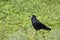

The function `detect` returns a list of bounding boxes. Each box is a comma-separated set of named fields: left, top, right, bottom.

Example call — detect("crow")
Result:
left=31, top=15, right=51, bottom=31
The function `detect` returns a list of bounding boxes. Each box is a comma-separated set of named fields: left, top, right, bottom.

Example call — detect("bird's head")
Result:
left=31, top=15, right=36, bottom=20
left=31, top=15, right=37, bottom=23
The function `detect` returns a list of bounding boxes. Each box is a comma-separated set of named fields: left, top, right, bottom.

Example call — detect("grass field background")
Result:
left=0, top=0, right=60, bottom=40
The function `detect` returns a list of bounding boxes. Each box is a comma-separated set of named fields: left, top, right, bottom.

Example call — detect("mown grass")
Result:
left=0, top=0, right=60, bottom=40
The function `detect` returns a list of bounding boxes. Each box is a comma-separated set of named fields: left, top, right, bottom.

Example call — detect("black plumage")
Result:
left=31, top=15, right=51, bottom=31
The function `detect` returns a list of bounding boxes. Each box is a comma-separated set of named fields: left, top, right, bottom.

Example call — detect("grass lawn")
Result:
left=0, top=0, right=60, bottom=40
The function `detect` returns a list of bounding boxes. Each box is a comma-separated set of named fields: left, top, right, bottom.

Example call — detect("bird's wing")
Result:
left=35, top=21, right=51, bottom=30
left=33, top=21, right=42, bottom=29
left=34, top=21, right=47, bottom=28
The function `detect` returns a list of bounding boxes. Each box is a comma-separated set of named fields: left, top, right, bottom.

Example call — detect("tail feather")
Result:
left=44, top=27, right=51, bottom=30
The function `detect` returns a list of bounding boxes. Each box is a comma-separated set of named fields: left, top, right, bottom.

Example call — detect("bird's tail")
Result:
left=44, top=27, right=51, bottom=30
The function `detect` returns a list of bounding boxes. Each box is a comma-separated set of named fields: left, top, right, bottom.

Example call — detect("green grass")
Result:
left=0, top=0, right=60, bottom=40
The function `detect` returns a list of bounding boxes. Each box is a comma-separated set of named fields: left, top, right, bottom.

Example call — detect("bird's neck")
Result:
left=32, top=18, right=38, bottom=23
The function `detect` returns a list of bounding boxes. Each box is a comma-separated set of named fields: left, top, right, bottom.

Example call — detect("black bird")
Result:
left=31, top=15, right=51, bottom=31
